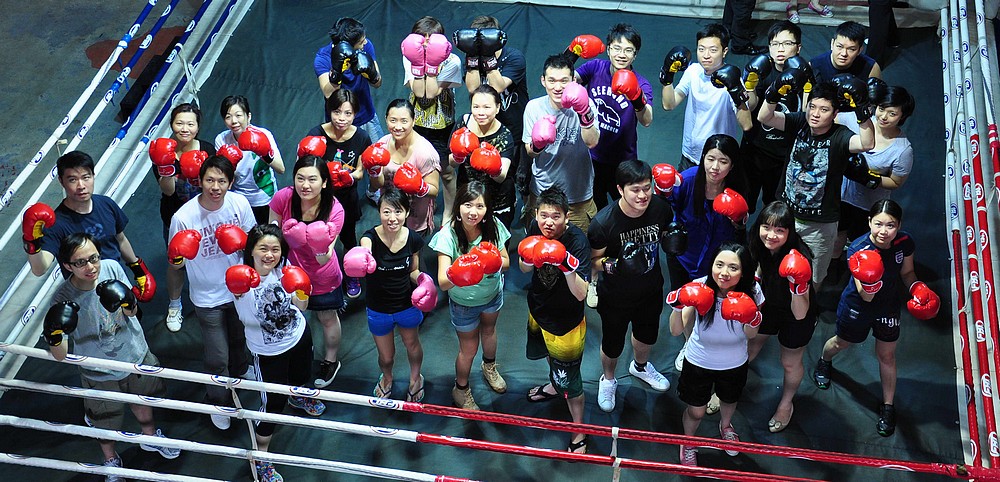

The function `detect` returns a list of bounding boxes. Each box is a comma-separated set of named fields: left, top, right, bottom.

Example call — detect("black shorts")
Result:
left=835, top=299, right=900, bottom=343
left=597, top=292, right=664, bottom=358
left=678, top=360, right=749, bottom=406
left=757, top=310, right=817, bottom=349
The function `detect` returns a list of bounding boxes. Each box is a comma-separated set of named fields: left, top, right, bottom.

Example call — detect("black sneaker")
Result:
left=345, top=277, right=362, bottom=299
left=877, top=403, right=896, bottom=436
left=314, top=360, right=341, bottom=388
left=813, top=358, right=832, bottom=389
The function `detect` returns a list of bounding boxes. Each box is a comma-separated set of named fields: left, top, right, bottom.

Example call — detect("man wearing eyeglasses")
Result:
left=574, top=23, right=654, bottom=213
left=45, top=232, right=179, bottom=476
left=24, top=151, right=156, bottom=304
left=742, top=21, right=804, bottom=213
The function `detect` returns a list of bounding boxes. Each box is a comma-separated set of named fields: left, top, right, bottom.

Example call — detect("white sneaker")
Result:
left=242, top=365, right=258, bottom=381
left=586, top=280, right=599, bottom=308
left=720, top=422, right=740, bottom=456
left=210, top=413, right=231, bottom=430
left=165, top=306, right=183, bottom=332
left=597, top=375, right=617, bottom=412
left=629, top=361, right=670, bottom=392
left=139, top=428, right=181, bottom=459
left=103, top=453, right=124, bottom=482
left=674, top=341, right=688, bottom=372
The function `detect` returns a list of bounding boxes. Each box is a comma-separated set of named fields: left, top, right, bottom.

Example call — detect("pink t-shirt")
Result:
left=269, top=187, right=345, bottom=294
left=377, top=134, right=441, bottom=233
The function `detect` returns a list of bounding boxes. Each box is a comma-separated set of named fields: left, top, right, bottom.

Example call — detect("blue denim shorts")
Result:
left=366, top=306, right=424, bottom=337
left=449, top=290, right=503, bottom=333
left=308, top=288, right=346, bottom=312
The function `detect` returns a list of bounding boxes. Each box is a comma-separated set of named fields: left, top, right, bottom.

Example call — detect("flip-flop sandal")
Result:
left=526, top=384, right=560, bottom=402
left=373, top=374, right=392, bottom=399
left=406, top=375, right=425, bottom=403
left=568, top=436, right=589, bottom=454
left=768, top=406, right=795, bottom=433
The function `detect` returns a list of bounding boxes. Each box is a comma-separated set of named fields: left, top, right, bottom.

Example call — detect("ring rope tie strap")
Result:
left=611, top=426, right=622, bottom=482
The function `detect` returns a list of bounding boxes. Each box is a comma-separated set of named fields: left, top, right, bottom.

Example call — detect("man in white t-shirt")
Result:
left=168, top=155, right=257, bottom=430
left=661, top=23, right=751, bottom=171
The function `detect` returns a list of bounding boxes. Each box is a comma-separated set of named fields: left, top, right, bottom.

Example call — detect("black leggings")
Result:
left=592, top=161, right=622, bottom=211
left=253, top=329, right=313, bottom=437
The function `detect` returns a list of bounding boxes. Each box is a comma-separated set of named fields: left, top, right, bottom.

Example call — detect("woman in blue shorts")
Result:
left=813, top=199, right=940, bottom=437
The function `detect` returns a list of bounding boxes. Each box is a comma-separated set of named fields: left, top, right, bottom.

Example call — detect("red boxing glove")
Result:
left=517, top=235, right=544, bottom=266
left=168, top=229, right=202, bottom=265
left=411, top=272, right=438, bottom=312
left=225, top=265, right=260, bottom=295
left=611, top=69, right=647, bottom=111
left=652, top=163, right=680, bottom=196
left=666, top=281, right=714, bottom=316
left=401, top=33, right=427, bottom=77
left=238, top=127, right=274, bottom=159
left=215, top=224, right=247, bottom=255
left=470, top=142, right=502, bottom=177
left=532, top=238, right=579, bottom=273
left=721, top=291, right=763, bottom=327
left=127, top=258, right=157, bottom=303
left=447, top=253, right=486, bottom=287
left=327, top=161, right=355, bottom=189
left=281, top=265, right=312, bottom=301
left=449, top=127, right=480, bottom=164
left=713, top=188, right=749, bottom=225
left=566, top=34, right=605, bottom=61
left=530, top=115, right=557, bottom=152
left=180, top=150, right=208, bottom=180
left=394, top=162, right=430, bottom=197
left=779, top=249, right=812, bottom=295
left=149, top=138, right=178, bottom=177
left=561, top=82, right=595, bottom=128
left=849, top=249, right=885, bottom=294
left=424, top=33, right=452, bottom=76
left=907, top=281, right=940, bottom=320
left=361, top=143, right=391, bottom=176
left=217, top=144, right=243, bottom=168
left=22, top=202, right=56, bottom=255
left=297, top=136, right=327, bottom=158
left=470, top=241, right=503, bottom=274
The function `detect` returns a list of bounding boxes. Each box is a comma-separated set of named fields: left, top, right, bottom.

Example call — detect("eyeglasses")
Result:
left=68, top=254, right=100, bottom=268
left=608, top=45, right=637, bottom=56
left=769, top=41, right=799, bottom=49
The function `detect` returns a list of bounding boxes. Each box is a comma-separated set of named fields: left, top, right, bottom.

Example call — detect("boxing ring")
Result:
left=0, top=0, right=999, bottom=479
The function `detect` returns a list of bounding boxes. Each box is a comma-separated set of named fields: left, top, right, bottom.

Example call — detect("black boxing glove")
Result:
left=711, top=64, right=748, bottom=107
left=660, top=46, right=691, bottom=86
left=743, top=54, right=773, bottom=90
left=43, top=301, right=79, bottom=347
left=844, top=153, right=882, bottom=189
left=660, top=222, right=688, bottom=255
left=602, top=242, right=650, bottom=277
left=96, top=279, right=138, bottom=313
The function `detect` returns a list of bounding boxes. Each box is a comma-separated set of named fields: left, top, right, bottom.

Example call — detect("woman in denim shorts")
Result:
left=429, top=181, right=511, bottom=410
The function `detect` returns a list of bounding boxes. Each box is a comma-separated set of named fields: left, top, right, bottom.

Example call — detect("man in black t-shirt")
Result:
left=588, top=161, right=673, bottom=412
left=518, top=187, right=591, bottom=453
left=742, top=21, right=803, bottom=214
left=758, top=81, right=873, bottom=288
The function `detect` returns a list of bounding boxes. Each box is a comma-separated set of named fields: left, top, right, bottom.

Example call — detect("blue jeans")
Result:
left=449, top=291, right=503, bottom=333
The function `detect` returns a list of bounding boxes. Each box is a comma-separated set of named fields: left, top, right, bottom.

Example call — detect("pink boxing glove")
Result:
left=530, top=115, right=557, bottom=152
left=411, top=272, right=438, bottom=312
left=424, top=33, right=452, bottom=76
left=343, top=246, right=377, bottom=278
left=282, top=219, right=308, bottom=249
left=401, top=33, right=427, bottom=77
left=560, top=82, right=595, bottom=128
left=305, top=221, right=339, bottom=257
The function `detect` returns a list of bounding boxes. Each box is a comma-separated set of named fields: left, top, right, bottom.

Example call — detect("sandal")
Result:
left=568, top=435, right=589, bottom=454
left=786, top=3, right=800, bottom=24
left=526, top=384, right=560, bottom=403
left=768, top=406, right=794, bottom=433
left=807, top=1, right=833, bottom=17
left=706, top=392, right=721, bottom=415
left=373, top=374, right=392, bottom=399
left=406, top=375, right=425, bottom=403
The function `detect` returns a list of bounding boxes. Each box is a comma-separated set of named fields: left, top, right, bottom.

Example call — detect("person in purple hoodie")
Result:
left=574, top=23, right=654, bottom=212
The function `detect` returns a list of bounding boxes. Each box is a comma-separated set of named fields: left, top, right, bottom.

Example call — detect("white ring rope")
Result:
left=0, top=415, right=458, bottom=482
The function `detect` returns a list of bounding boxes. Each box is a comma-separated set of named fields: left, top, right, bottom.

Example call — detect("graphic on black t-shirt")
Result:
left=254, top=284, right=297, bottom=345
left=785, top=136, right=831, bottom=214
